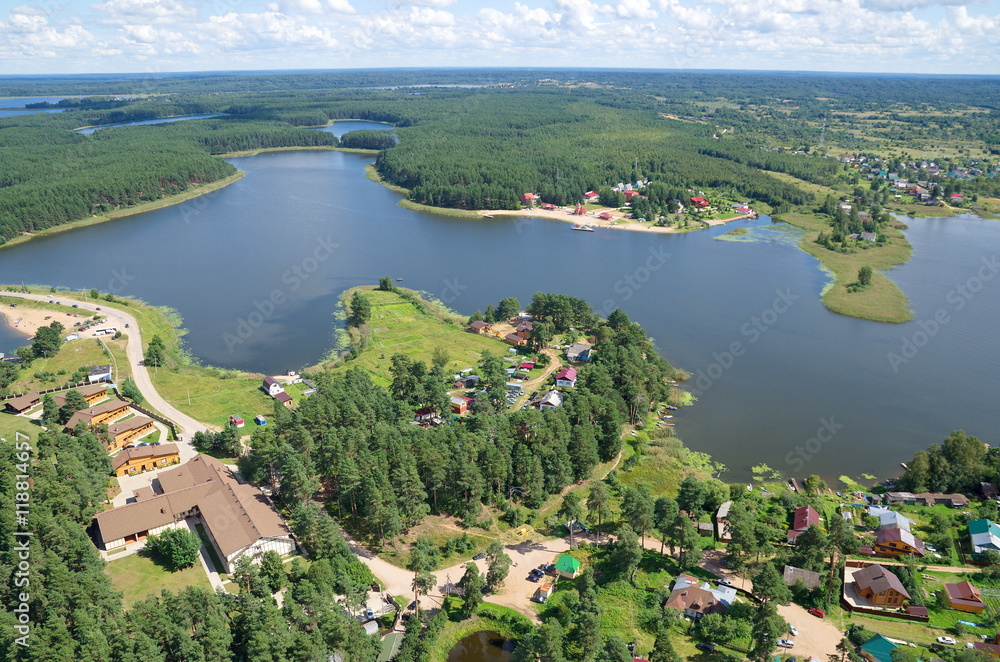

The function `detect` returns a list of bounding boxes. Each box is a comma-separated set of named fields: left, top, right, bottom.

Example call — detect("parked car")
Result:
left=789, top=626, right=798, bottom=636
left=527, top=574, right=540, bottom=583
left=937, top=637, right=957, bottom=645
left=472, top=553, right=486, bottom=560
left=808, top=607, right=825, bottom=618
left=777, top=640, right=794, bottom=648
left=695, top=643, right=716, bottom=653
left=364, top=607, right=374, bottom=621
left=718, top=578, right=732, bottom=587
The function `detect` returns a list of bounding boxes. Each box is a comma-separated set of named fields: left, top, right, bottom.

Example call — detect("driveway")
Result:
left=698, top=549, right=843, bottom=660
left=345, top=530, right=572, bottom=622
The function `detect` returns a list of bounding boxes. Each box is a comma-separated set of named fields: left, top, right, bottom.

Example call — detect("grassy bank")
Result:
left=363, top=165, right=480, bottom=218
left=428, top=603, right=532, bottom=662
left=315, top=286, right=508, bottom=387
left=760, top=172, right=913, bottom=322
left=0, top=172, right=245, bottom=253
left=782, top=210, right=914, bottom=323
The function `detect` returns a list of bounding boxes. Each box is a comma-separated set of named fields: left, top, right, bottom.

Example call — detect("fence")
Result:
left=112, top=387, right=178, bottom=440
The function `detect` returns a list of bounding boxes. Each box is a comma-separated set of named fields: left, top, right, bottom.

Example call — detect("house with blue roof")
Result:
left=970, top=519, right=1000, bottom=555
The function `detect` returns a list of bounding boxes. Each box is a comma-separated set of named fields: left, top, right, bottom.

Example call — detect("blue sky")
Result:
left=1, top=0, right=998, bottom=75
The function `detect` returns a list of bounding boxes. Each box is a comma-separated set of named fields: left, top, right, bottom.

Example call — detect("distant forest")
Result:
left=1, top=69, right=998, bottom=242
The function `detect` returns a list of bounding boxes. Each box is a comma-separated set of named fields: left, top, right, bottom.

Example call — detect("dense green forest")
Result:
left=239, top=292, right=673, bottom=543
left=2, top=69, right=999, bottom=242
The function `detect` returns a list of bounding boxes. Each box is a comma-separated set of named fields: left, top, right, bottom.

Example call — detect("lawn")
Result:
left=323, top=288, right=509, bottom=387
left=105, top=551, right=212, bottom=607
left=0, top=412, right=41, bottom=442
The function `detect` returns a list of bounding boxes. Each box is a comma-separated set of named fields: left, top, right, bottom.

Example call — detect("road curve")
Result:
left=2, top=291, right=210, bottom=441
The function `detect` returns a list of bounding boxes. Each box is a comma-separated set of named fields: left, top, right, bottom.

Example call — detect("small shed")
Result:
left=255, top=415, right=267, bottom=426
left=555, top=554, right=581, bottom=579
left=229, top=415, right=244, bottom=428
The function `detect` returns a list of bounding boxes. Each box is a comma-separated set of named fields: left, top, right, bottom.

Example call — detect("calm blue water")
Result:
left=0, top=96, right=78, bottom=118
left=74, top=114, right=224, bottom=134
left=0, top=121, right=997, bottom=480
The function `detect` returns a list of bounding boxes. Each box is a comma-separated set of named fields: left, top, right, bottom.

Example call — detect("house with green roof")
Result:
left=555, top=554, right=582, bottom=579
left=859, top=634, right=898, bottom=662
left=970, top=519, right=1000, bottom=556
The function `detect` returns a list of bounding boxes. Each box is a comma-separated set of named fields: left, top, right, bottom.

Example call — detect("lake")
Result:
left=74, top=114, right=224, bottom=134
left=0, top=95, right=78, bottom=118
left=0, top=120, right=997, bottom=481
left=447, top=630, right=514, bottom=662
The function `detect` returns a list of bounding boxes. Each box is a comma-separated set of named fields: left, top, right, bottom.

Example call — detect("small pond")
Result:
left=446, top=630, right=514, bottom=662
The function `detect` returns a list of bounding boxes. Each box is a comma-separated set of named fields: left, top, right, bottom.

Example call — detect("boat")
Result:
left=664, top=405, right=678, bottom=410
left=395, top=278, right=403, bottom=282
left=571, top=225, right=595, bottom=232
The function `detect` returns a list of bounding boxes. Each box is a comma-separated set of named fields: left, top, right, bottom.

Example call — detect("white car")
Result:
left=718, top=578, right=733, bottom=587
left=789, top=626, right=798, bottom=636
left=937, top=636, right=957, bottom=645
left=777, top=640, right=794, bottom=648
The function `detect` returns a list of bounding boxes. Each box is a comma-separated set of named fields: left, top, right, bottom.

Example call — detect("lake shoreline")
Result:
left=0, top=172, right=246, bottom=253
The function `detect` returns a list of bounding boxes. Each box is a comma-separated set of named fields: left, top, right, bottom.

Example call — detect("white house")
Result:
left=554, top=367, right=578, bottom=388
left=262, top=376, right=284, bottom=396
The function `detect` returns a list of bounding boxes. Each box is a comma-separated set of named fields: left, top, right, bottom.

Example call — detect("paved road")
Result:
left=3, top=291, right=210, bottom=440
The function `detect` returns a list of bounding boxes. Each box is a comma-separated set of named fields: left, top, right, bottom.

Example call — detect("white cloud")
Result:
left=281, top=0, right=357, bottom=15
left=91, top=0, right=198, bottom=24
left=616, top=0, right=657, bottom=19
left=198, top=11, right=340, bottom=50
left=398, top=0, right=457, bottom=8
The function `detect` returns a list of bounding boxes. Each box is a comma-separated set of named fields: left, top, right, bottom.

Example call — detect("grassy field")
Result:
left=322, top=287, right=509, bottom=387
left=0, top=412, right=42, bottom=442
left=105, top=551, right=212, bottom=607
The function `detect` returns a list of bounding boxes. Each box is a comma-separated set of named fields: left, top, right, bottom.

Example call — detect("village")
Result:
left=3, top=291, right=1000, bottom=662
left=480, top=181, right=758, bottom=234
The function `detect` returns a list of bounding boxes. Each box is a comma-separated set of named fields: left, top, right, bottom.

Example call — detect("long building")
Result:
left=94, top=454, right=295, bottom=572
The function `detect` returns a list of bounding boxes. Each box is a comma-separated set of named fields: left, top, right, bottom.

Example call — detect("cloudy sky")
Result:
left=1, top=0, right=998, bottom=75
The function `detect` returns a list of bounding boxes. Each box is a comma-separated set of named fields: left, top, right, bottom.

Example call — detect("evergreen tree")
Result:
left=458, top=563, right=485, bottom=619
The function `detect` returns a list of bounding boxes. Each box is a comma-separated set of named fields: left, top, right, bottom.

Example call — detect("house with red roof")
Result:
left=787, top=505, right=820, bottom=544
left=583, top=191, right=600, bottom=201
left=944, top=581, right=986, bottom=613
left=554, top=367, right=578, bottom=388
left=690, top=196, right=710, bottom=208
left=599, top=212, right=613, bottom=220
left=874, top=527, right=925, bottom=557
left=521, top=192, right=538, bottom=207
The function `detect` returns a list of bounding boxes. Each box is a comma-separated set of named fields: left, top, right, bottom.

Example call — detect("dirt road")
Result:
left=344, top=529, right=571, bottom=622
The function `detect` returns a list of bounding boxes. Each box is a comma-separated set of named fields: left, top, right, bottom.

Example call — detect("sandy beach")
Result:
left=478, top=206, right=754, bottom=234
left=0, top=302, right=66, bottom=340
